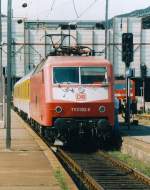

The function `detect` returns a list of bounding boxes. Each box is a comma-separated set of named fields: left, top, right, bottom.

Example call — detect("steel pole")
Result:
left=105, top=0, right=108, bottom=59
left=6, top=0, right=12, bottom=149
left=143, top=78, right=145, bottom=113
left=125, top=67, right=130, bottom=130
left=0, top=0, right=3, bottom=121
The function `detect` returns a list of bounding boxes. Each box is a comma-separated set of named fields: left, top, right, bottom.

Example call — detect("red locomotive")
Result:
left=114, top=79, right=137, bottom=121
left=13, top=56, right=114, bottom=143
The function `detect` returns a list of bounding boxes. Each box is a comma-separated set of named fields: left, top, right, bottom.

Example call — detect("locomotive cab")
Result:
left=14, top=56, right=114, bottom=144
left=43, top=57, right=114, bottom=142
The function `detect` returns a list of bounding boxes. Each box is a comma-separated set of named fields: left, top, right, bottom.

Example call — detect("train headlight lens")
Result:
left=55, top=106, right=63, bottom=113
left=99, top=106, right=105, bottom=112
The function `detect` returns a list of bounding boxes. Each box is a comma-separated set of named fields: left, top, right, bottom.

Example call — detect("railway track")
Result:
left=56, top=148, right=150, bottom=190
left=16, top=111, right=150, bottom=190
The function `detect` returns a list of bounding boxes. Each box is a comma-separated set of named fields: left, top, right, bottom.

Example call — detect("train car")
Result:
left=114, top=79, right=135, bottom=101
left=13, top=56, right=114, bottom=143
left=13, top=71, right=33, bottom=118
left=114, top=79, right=137, bottom=122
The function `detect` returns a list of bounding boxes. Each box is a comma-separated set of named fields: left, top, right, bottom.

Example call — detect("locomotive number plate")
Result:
left=71, top=107, right=91, bottom=112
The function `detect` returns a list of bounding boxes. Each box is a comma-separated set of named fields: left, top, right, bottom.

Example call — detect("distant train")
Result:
left=114, top=79, right=135, bottom=101
left=13, top=56, right=114, bottom=143
left=114, top=79, right=137, bottom=120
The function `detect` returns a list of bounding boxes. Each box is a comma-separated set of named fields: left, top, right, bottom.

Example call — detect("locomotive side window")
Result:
left=53, top=67, right=79, bottom=84
left=80, top=67, right=107, bottom=84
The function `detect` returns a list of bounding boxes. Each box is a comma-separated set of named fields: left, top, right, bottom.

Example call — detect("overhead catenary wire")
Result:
left=77, top=0, right=104, bottom=20
left=49, top=0, right=104, bottom=20
left=35, top=0, right=104, bottom=22
left=37, top=0, right=71, bottom=18
left=69, top=0, right=105, bottom=23
left=50, top=0, right=56, bottom=11
left=72, top=0, right=79, bottom=18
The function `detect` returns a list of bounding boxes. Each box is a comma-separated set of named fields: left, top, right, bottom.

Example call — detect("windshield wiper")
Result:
left=61, top=81, right=78, bottom=84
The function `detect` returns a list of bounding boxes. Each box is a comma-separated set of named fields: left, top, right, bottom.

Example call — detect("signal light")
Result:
left=122, top=33, right=133, bottom=67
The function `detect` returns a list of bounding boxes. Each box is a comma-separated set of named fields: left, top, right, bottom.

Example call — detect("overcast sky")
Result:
left=2, top=0, right=150, bottom=21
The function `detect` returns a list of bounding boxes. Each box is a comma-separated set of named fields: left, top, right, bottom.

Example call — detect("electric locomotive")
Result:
left=13, top=56, right=114, bottom=143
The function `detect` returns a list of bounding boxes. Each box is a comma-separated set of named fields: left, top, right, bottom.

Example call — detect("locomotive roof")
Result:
left=45, top=56, right=111, bottom=66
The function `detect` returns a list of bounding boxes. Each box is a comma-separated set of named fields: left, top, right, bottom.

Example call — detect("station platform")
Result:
left=0, top=111, right=78, bottom=190
left=120, top=119, right=150, bottom=164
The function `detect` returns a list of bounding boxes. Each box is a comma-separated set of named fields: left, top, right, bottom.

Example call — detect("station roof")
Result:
left=114, top=6, right=150, bottom=29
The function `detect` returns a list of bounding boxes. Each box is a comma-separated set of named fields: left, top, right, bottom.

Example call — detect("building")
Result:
left=1, top=16, right=150, bottom=101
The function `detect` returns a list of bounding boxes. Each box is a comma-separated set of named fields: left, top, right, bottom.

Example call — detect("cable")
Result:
left=72, top=0, right=79, bottom=18
left=77, top=0, right=103, bottom=20
left=50, top=0, right=56, bottom=11
left=37, top=0, right=104, bottom=21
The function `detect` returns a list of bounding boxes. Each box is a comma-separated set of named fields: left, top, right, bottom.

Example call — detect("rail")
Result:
left=56, top=148, right=104, bottom=190
left=15, top=110, right=150, bottom=190
left=98, top=151, right=150, bottom=186
left=56, top=148, right=150, bottom=190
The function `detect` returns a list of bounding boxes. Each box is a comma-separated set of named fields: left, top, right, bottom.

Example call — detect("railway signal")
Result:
left=122, top=33, right=133, bottom=67
left=122, top=33, right=134, bottom=130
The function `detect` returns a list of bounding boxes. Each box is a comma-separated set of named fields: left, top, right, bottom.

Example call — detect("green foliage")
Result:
left=108, top=151, right=150, bottom=177
left=54, top=168, right=69, bottom=190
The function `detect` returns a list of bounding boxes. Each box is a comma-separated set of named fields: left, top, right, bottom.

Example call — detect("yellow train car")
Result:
left=13, top=71, right=33, bottom=118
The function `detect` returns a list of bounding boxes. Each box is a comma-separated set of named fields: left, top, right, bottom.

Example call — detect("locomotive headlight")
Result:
left=99, top=106, right=105, bottom=113
left=55, top=106, right=63, bottom=113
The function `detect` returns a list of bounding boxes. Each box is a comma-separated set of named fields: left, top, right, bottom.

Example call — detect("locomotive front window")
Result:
left=53, top=67, right=79, bottom=84
left=80, top=67, right=107, bottom=84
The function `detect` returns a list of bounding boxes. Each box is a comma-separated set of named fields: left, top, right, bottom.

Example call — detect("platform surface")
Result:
left=0, top=111, right=78, bottom=190
left=120, top=119, right=150, bottom=164
left=121, top=122, right=150, bottom=143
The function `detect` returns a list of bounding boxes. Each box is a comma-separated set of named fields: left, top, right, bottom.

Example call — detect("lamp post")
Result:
left=0, top=0, right=3, bottom=121
left=105, top=0, right=108, bottom=59
left=6, top=1, right=28, bottom=149
left=140, top=64, right=147, bottom=113
left=6, top=0, right=12, bottom=149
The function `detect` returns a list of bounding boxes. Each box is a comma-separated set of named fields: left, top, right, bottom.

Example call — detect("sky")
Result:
left=1, top=0, right=150, bottom=21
